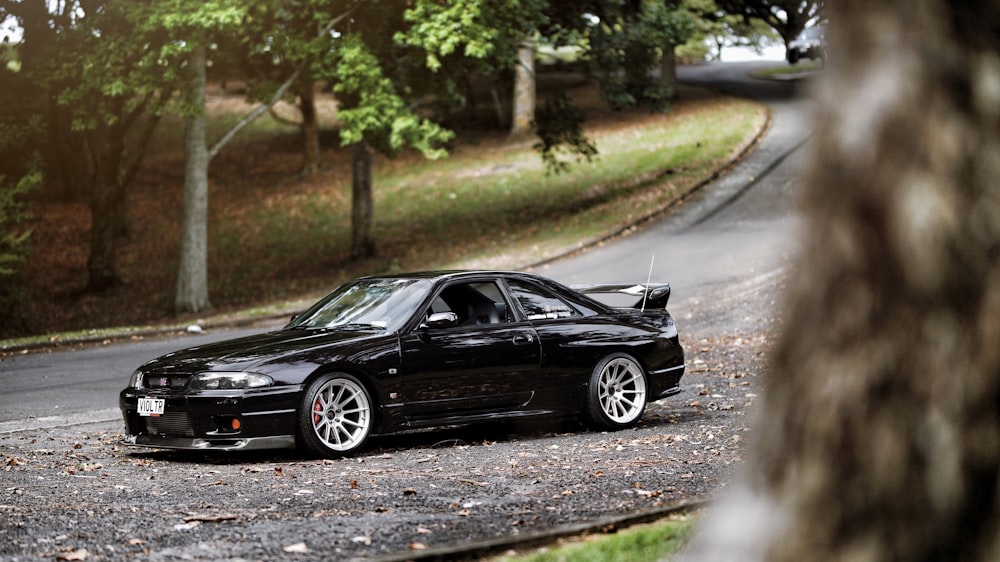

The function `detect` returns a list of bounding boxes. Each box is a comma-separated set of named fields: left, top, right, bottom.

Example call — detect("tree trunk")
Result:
left=660, top=42, right=678, bottom=101
left=299, top=80, right=320, bottom=177
left=684, top=2, right=1000, bottom=561
left=510, top=33, right=535, bottom=137
left=175, top=40, right=212, bottom=314
left=86, top=175, right=118, bottom=291
left=350, top=140, right=375, bottom=260
left=85, top=123, right=125, bottom=291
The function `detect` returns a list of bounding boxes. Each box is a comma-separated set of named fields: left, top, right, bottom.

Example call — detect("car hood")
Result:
left=139, top=328, right=390, bottom=376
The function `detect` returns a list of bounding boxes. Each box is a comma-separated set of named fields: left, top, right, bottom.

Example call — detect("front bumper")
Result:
left=121, top=433, right=296, bottom=451
left=119, top=384, right=302, bottom=452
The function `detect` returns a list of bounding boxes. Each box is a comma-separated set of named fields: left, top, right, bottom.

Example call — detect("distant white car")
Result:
left=787, top=25, right=826, bottom=64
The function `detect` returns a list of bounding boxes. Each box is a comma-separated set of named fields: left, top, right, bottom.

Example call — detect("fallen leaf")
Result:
left=283, top=542, right=309, bottom=553
left=409, top=542, right=428, bottom=550
left=183, top=514, right=238, bottom=523
left=57, top=549, right=88, bottom=561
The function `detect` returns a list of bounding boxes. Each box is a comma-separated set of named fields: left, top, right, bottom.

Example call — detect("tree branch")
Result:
left=206, top=4, right=359, bottom=162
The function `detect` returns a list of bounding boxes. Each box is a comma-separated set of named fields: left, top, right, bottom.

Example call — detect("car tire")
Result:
left=298, top=373, right=374, bottom=458
left=586, top=353, right=648, bottom=430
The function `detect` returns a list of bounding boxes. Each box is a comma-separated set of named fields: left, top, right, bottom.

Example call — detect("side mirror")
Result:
left=422, top=312, right=460, bottom=329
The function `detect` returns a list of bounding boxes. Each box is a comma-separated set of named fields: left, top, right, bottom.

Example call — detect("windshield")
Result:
left=288, top=278, right=431, bottom=332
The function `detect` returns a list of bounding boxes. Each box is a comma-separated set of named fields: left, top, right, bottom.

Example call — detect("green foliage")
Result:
left=237, top=0, right=353, bottom=104
left=399, top=0, right=553, bottom=70
left=0, top=171, right=38, bottom=278
left=395, top=0, right=552, bottom=125
left=330, top=34, right=454, bottom=159
left=399, top=0, right=502, bottom=72
left=684, top=0, right=780, bottom=61
left=714, top=0, right=823, bottom=45
left=532, top=93, right=598, bottom=174
left=588, top=0, right=697, bottom=111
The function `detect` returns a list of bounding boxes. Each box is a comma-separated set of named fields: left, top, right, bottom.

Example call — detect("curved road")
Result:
left=538, top=62, right=813, bottom=308
left=0, top=61, right=813, bottom=433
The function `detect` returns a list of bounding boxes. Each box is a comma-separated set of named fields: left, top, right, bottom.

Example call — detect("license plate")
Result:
left=137, top=397, right=165, bottom=417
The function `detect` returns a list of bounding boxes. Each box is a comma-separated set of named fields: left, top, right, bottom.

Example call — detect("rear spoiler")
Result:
left=571, top=283, right=671, bottom=310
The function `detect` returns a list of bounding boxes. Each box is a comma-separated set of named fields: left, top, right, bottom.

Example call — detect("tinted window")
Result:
left=429, top=281, right=511, bottom=326
left=508, top=280, right=581, bottom=321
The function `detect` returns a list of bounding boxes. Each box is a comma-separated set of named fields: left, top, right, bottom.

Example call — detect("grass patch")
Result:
left=751, top=60, right=824, bottom=79
left=494, top=516, right=697, bottom=562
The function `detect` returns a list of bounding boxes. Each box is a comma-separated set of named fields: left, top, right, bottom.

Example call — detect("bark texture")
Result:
left=175, top=41, right=212, bottom=314
left=350, top=140, right=375, bottom=260
left=660, top=42, right=678, bottom=101
left=686, top=2, right=1000, bottom=560
left=299, top=80, right=320, bottom=177
left=510, top=34, right=536, bottom=137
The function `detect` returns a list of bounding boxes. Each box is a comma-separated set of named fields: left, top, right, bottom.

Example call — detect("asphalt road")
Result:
left=538, top=62, right=812, bottom=296
left=0, top=60, right=812, bottom=433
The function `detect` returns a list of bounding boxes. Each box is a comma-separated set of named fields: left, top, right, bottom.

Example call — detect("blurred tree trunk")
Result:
left=510, top=33, right=535, bottom=137
left=175, top=39, right=212, bottom=314
left=350, top=140, right=375, bottom=259
left=85, top=122, right=124, bottom=292
left=660, top=42, right=678, bottom=101
left=299, top=80, right=320, bottom=177
left=684, top=1, right=1000, bottom=561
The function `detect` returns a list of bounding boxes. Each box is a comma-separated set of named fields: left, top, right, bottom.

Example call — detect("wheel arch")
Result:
left=297, top=364, right=384, bottom=430
left=584, top=350, right=650, bottom=430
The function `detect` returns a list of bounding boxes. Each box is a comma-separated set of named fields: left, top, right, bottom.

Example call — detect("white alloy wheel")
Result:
left=587, top=354, right=648, bottom=429
left=300, top=374, right=373, bottom=457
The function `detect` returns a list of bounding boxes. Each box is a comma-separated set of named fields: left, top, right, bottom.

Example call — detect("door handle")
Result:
left=512, top=334, right=534, bottom=345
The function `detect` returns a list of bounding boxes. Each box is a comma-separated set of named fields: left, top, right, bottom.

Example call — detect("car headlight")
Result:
left=128, top=369, right=144, bottom=389
left=188, top=372, right=273, bottom=390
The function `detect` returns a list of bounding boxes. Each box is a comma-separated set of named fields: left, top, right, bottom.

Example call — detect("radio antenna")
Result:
left=641, top=255, right=655, bottom=313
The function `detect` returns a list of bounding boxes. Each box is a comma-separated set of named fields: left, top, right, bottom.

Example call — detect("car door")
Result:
left=504, top=278, right=598, bottom=403
left=395, top=280, right=541, bottom=421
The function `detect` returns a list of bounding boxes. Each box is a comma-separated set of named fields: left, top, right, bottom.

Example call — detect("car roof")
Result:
left=360, top=270, right=543, bottom=282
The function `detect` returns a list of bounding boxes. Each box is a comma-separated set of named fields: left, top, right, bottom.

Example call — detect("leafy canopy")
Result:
left=331, top=34, right=454, bottom=158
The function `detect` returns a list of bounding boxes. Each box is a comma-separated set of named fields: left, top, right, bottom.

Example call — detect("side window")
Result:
left=508, top=280, right=581, bottom=321
left=429, top=281, right=511, bottom=326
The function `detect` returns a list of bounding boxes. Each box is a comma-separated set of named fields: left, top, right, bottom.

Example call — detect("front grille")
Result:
left=142, top=374, right=191, bottom=389
left=144, top=411, right=194, bottom=437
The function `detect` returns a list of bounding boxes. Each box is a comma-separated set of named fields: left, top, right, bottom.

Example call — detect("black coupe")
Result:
left=120, top=270, right=685, bottom=458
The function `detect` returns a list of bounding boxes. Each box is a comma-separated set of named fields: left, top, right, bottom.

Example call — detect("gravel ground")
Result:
left=0, top=273, right=782, bottom=562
